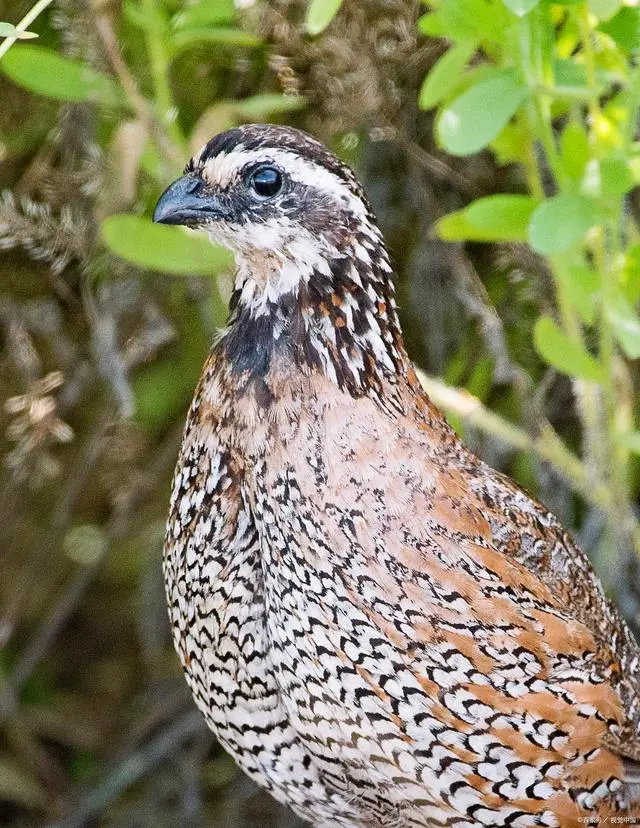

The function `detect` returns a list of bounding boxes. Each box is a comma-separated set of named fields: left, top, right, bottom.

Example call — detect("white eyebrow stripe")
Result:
left=199, top=147, right=367, bottom=217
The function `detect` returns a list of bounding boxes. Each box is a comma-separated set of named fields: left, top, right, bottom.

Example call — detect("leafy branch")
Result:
left=419, top=0, right=640, bottom=558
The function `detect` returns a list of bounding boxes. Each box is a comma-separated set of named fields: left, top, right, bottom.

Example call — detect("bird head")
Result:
left=154, top=124, right=406, bottom=392
left=154, top=123, right=373, bottom=256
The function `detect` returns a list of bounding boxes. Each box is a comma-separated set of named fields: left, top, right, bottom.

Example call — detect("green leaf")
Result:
left=588, top=0, right=621, bottom=21
left=552, top=60, right=613, bottom=99
left=528, top=194, right=601, bottom=254
left=418, top=41, right=476, bottom=110
left=623, top=245, right=640, bottom=304
left=0, top=45, right=122, bottom=105
left=101, top=215, right=232, bottom=275
left=605, top=289, right=640, bottom=358
left=171, top=27, right=261, bottom=51
left=436, top=195, right=538, bottom=242
left=429, top=0, right=507, bottom=44
left=306, top=0, right=344, bottom=35
left=534, top=316, right=605, bottom=382
left=436, top=70, right=527, bottom=156
left=417, top=12, right=446, bottom=37
left=490, top=120, right=528, bottom=166
left=556, top=264, right=600, bottom=326
left=600, top=157, right=634, bottom=198
left=0, top=22, right=38, bottom=39
left=435, top=211, right=481, bottom=242
left=629, top=155, right=640, bottom=187
left=466, top=354, right=494, bottom=400
left=123, top=0, right=154, bottom=30
left=465, top=195, right=538, bottom=236
left=234, top=93, right=307, bottom=119
left=583, top=156, right=635, bottom=199
left=618, top=431, right=640, bottom=455
left=598, top=7, right=640, bottom=53
left=553, top=59, right=600, bottom=96
left=172, top=0, right=235, bottom=29
left=503, top=0, right=540, bottom=16
left=560, top=121, right=590, bottom=182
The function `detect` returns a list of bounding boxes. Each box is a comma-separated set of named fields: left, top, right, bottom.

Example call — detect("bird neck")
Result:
left=219, top=226, right=410, bottom=397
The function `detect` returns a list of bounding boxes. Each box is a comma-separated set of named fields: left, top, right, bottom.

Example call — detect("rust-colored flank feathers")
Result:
left=154, top=124, right=640, bottom=827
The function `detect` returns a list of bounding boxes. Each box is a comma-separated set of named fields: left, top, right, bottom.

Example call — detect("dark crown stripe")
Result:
left=189, top=124, right=362, bottom=195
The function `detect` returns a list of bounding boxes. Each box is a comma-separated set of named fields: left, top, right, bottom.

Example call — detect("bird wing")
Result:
left=464, top=457, right=640, bottom=764
left=272, top=375, right=640, bottom=822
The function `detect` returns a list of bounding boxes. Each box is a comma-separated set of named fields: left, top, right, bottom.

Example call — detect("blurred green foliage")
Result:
left=419, top=0, right=640, bottom=562
left=0, top=0, right=639, bottom=825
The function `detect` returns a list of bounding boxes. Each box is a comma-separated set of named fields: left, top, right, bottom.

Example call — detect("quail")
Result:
left=154, top=124, right=640, bottom=827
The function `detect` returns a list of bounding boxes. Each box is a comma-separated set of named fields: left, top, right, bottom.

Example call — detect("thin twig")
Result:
left=94, top=11, right=183, bottom=174
left=47, top=710, right=206, bottom=828
left=402, top=138, right=480, bottom=198
left=416, top=370, right=640, bottom=551
left=0, top=0, right=55, bottom=59
left=448, top=248, right=531, bottom=390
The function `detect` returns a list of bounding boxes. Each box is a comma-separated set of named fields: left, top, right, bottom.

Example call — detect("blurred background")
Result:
left=1, top=0, right=640, bottom=825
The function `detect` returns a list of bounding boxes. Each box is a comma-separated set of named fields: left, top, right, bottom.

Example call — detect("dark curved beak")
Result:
left=153, top=174, right=224, bottom=226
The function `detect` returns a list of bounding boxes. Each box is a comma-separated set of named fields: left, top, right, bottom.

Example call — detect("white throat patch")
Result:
left=227, top=225, right=342, bottom=319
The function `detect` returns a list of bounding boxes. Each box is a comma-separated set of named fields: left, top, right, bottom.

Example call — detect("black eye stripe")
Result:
left=251, top=167, right=282, bottom=198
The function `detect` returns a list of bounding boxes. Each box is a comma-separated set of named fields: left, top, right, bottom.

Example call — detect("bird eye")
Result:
left=251, top=167, right=282, bottom=198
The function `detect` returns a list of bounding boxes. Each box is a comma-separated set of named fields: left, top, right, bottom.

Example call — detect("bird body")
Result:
left=156, top=124, right=640, bottom=826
